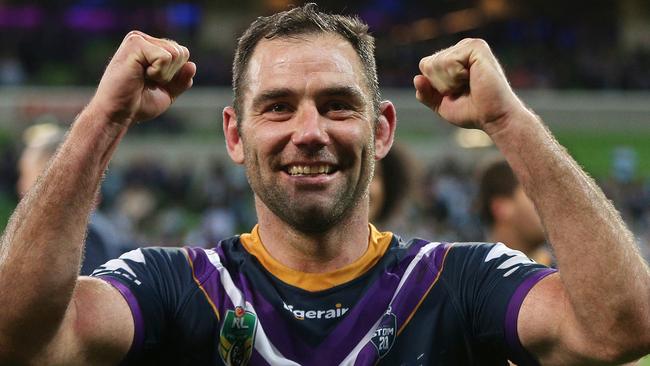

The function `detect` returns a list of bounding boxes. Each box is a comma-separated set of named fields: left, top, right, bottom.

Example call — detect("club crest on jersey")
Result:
left=370, top=310, right=397, bottom=358
left=218, top=306, right=257, bottom=366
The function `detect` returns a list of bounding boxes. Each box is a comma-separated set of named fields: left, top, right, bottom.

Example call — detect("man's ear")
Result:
left=223, top=106, right=244, bottom=164
left=374, top=101, right=397, bottom=160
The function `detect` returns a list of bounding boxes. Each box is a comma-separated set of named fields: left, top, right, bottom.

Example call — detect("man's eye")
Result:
left=327, top=102, right=350, bottom=111
left=270, top=103, right=291, bottom=113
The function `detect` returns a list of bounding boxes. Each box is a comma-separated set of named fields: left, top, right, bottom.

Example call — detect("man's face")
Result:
left=17, top=148, right=48, bottom=198
left=511, top=186, right=546, bottom=247
left=234, top=33, right=377, bottom=233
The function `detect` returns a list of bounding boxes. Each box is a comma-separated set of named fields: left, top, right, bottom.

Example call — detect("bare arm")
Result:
left=416, top=38, right=650, bottom=364
left=0, top=31, right=195, bottom=364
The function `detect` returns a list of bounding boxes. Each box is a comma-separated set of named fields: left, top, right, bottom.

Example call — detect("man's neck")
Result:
left=255, top=199, right=370, bottom=273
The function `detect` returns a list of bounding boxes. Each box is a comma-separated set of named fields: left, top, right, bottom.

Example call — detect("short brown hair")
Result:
left=231, top=3, right=380, bottom=120
left=477, top=160, right=519, bottom=225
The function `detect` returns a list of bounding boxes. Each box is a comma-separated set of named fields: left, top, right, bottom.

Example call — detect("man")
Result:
left=17, top=123, right=126, bottom=275
left=0, top=4, right=648, bottom=365
left=477, top=159, right=553, bottom=266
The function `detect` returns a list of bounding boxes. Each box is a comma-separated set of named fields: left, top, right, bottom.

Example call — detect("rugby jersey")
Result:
left=92, top=224, right=555, bottom=365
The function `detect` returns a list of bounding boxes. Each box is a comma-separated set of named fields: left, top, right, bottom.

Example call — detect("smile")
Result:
left=286, top=164, right=336, bottom=176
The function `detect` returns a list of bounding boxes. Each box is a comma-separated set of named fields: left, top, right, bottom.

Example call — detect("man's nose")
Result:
left=291, top=105, right=330, bottom=148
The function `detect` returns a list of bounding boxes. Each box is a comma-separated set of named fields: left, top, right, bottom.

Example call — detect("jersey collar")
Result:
left=239, top=224, right=393, bottom=292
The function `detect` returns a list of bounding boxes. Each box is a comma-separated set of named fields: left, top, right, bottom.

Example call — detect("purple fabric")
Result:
left=214, top=243, right=228, bottom=265
left=198, top=238, right=445, bottom=364
left=212, top=237, right=431, bottom=364
left=310, top=245, right=423, bottom=364
left=99, top=276, right=145, bottom=354
left=184, top=246, right=216, bottom=281
left=353, top=343, right=380, bottom=365
left=390, top=243, right=451, bottom=334
left=184, top=246, right=200, bottom=262
left=188, top=246, right=280, bottom=364
left=433, top=242, right=449, bottom=269
left=311, top=241, right=449, bottom=364
left=230, top=270, right=308, bottom=362
left=185, top=247, right=226, bottom=320
left=189, top=246, right=277, bottom=364
left=249, top=350, right=271, bottom=366
left=216, top=249, right=402, bottom=364
left=504, top=268, right=557, bottom=366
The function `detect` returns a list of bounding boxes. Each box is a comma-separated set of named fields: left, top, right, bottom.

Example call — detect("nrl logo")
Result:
left=219, top=306, right=258, bottom=366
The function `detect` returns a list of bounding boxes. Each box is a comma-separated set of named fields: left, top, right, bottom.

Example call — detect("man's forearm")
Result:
left=0, top=107, right=126, bottom=359
left=491, top=108, right=650, bottom=352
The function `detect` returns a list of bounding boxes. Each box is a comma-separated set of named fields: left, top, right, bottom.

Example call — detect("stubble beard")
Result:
left=245, top=142, right=375, bottom=234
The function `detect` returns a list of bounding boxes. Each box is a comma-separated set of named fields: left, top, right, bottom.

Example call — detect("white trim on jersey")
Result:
left=390, top=242, right=443, bottom=304
left=205, top=242, right=445, bottom=366
left=485, top=242, right=534, bottom=277
left=338, top=241, right=443, bottom=366
left=91, top=249, right=145, bottom=283
left=204, top=249, right=301, bottom=366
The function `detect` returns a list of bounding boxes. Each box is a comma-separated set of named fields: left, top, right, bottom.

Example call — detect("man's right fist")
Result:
left=89, top=31, right=196, bottom=126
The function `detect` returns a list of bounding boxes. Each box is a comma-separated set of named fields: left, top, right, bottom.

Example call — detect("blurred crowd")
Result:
left=1, top=1, right=650, bottom=90
left=1, top=0, right=650, bottom=269
left=1, top=125, right=649, bottom=267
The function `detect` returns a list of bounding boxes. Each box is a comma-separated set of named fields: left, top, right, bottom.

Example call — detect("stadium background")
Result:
left=0, top=1, right=649, bottom=362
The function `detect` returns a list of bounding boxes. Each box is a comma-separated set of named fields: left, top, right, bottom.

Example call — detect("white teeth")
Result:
left=288, top=165, right=332, bottom=176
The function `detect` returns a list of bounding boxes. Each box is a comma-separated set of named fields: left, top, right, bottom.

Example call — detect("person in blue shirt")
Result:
left=17, top=123, right=127, bottom=275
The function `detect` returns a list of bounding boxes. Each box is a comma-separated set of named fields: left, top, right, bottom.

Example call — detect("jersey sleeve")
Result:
left=440, top=242, right=556, bottom=365
left=90, top=247, right=197, bottom=364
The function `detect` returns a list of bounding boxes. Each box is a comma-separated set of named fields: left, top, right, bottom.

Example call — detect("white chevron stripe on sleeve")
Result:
left=485, top=243, right=534, bottom=277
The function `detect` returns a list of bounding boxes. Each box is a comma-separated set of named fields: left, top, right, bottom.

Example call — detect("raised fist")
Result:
left=89, top=31, right=196, bottom=126
left=414, top=38, right=525, bottom=134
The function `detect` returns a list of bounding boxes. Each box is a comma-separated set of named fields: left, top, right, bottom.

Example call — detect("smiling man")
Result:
left=223, top=31, right=389, bottom=272
left=0, top=4, right=649, bottom=366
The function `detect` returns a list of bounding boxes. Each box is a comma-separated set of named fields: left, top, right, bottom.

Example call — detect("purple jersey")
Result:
left=92, top=226, right=555, bottom=365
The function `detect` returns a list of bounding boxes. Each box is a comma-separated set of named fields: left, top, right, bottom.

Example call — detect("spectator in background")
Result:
left=184, top=160, right=239, bottom=248
left=601, top=147, right=648, bottom=230
left=368, top=144, right=413, bottom=232
left=417, top=159, right=484, bottom=242
left=17, top=123, right=128, bottom=274
left=477, top=159, right=554, bottom=266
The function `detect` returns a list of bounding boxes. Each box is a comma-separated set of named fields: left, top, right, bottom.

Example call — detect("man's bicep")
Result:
left=518, top=273, right=617, bottom=365
left=37, top=277, right=133, bottom=366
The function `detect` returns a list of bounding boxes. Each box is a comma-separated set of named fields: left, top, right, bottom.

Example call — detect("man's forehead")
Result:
left=245, top=33, right=365, bottom=91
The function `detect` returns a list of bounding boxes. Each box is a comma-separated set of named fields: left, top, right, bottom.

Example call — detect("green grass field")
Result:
left=556, top=130, right=650, bottom=179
